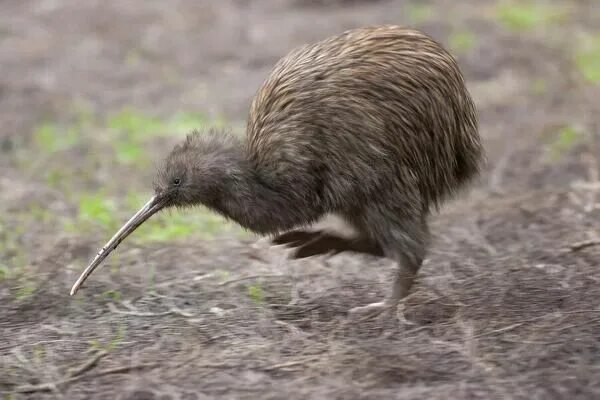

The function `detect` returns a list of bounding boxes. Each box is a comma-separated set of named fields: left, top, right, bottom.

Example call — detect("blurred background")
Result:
left=1, top=1, right=599, bottom=399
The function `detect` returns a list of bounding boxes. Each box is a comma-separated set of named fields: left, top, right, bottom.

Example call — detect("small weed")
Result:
left=29, top=204, right=54, bottom=224
left=107, top=325, right=126, bottom=350
left=0, top=264, right=8, bottom=281
left=405, top=3, right=433, bottom=24
left=217, top=270, right=231, bottom=284
left=89, top=339, right=103, bottom=351
left=496, top=2, right=568, bottom=32
left=77, top=192, right=119, bottom=231
left=33, top=123, right=79, bottom=153
left=102, top=290, right=122, bottom=301
left=45, top=169, right=65, bottom=189
left=114, top=140, right=148, bottom=166
left=107, top=109, right=214, bottom=166
left=449, top=30, right=477, bottom=54
left=170, top=112, right=208, bottom=134
left=33, top=344, right=46, bottom=363
left=548, top=126, right=583, bottom=159
left=14, top=283, right=36, bottom=300
left=576, top=36, right=600, bottom=84
left=89, top=325, right=127, bottom=352
left=108, top=108, right=166, bottom=139
left=247, top=283, right=264, bottom=304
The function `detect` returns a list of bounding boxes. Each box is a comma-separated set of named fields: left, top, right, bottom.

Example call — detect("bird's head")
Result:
left=70, top=128, right=243, bottom=295
left=153, top=129, right=243, bottom=208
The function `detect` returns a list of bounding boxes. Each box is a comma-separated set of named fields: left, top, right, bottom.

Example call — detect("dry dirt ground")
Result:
left=1, top=1, right=600, bottom=399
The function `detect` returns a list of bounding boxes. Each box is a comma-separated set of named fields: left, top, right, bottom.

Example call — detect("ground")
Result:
left=1, top=0, right=599, bottom=399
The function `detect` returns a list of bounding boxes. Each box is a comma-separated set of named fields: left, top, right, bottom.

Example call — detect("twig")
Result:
left=471, top=310, right=600, bottom=339
left=66, top=350, right=108, bottom=378
left=274, top=320, right=306, bottom=336
left=219, top=274, right=286, bottom=286
left=13, top=363, right=160, bottom=394
left=262, top=360, right=310, bottom=372
left=566, top=239, right=600, bottom=253
left=93, top=363, right=160, bottom=376
left=107, top=302, right=172, bottom=317
left=471, top=322, right=525, bottom=338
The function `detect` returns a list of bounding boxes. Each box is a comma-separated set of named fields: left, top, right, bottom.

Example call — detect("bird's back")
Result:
left=246, top=25, right=483, bottom=210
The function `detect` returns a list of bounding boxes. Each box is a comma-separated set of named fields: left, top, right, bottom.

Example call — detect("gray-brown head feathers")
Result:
left=154, top=129, right=245, bottom=209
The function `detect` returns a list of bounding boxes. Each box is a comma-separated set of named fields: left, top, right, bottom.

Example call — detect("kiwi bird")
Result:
left=70, top=25, right=483, bottom=318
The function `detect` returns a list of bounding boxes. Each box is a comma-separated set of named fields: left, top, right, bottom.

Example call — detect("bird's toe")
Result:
left=348, top=301, right=395, bottom=321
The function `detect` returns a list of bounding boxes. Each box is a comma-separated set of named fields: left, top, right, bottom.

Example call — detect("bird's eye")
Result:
left=173, top=178, right=181, bottom=186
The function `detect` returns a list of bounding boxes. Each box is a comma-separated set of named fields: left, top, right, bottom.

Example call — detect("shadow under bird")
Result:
left=70, top=25, right=484, bottom=318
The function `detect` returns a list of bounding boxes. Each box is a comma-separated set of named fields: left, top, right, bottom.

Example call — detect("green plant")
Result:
left=247, top=283, right=264, bottom=304
left=77, top=192, right=119, bottom=231
left=33, top=344, right=46, bottom=363
left=33, top=123, right=79, bottom=153
left=14, top=283, right=36, bottom=300
left=405, top=3, right=433, bottom=24
left=170, top=112, right=208, bottom=134
left=449, top=31, right=477, bottom=53
left=88, top=325, right=126, bottom=352
left=548, top=126, right=582, bottom=159
left=0, top=264, right=8, bottom=281
left=102, top=290, right=122, bottom=301
left=217, top=270, right=231, bottom=284
left=107, top=325, right=126, bottom=350
left=114, top=140, right=148, bottom=165
left=576, top=36, right=600, bottom=84
left=496, top=2, right=567, bottom=32
left=45, top=169, right=65, bottom=189
left=108, top=108, right=166, bottom=139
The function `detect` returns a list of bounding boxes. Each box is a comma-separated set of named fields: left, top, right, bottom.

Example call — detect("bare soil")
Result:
left=1, top=1, right=599, bottom=399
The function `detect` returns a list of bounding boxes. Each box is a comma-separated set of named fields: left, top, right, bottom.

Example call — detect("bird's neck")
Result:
left=202, top=141, right=297, bottom=235
left=217, top=165, right=295, bottom=235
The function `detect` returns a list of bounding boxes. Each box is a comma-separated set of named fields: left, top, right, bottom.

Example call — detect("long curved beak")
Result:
left=69, top=195, right=166, bottom=296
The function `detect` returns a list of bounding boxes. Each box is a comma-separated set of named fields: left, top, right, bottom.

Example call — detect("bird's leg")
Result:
left=348, top=251, right=423, bottom=320
left=348, top=207, right=429, bottom=321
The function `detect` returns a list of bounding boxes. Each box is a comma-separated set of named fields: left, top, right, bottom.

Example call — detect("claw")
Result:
left=348, top=301, right=395, bottom=321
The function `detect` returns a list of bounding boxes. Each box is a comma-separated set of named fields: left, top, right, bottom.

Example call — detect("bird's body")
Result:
left=247, top=26, right=480, bottom=219
left=71, top=26, right=484, bottom=318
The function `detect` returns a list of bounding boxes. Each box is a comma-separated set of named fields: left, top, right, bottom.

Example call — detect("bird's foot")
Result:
left=348, top=301, right=397, bottom=321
